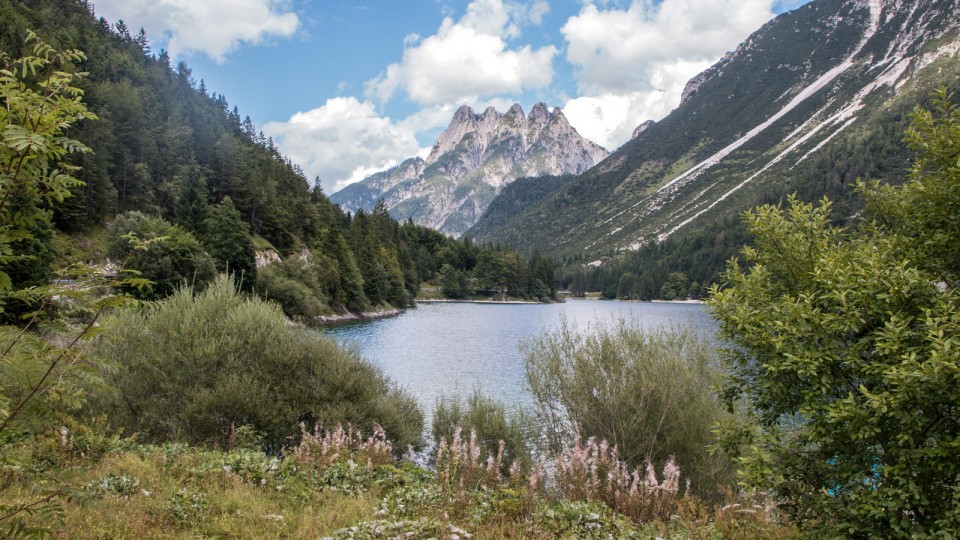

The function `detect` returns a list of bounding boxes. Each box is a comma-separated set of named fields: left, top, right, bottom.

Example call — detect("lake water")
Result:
left=322, top=299, right=717, bottom=419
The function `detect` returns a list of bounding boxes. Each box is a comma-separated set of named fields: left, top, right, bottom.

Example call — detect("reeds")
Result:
left=545, top=434, right=685, bottom=523
left=434, top=426, right=524, bottom=492
left=290, top=423, right=393, bottom=472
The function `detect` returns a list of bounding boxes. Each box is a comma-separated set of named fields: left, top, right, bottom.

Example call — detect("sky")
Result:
left=91, top=0, right=810, bottom=194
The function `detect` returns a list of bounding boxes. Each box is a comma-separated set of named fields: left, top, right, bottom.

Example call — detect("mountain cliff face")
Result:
left=330, top=103, right=607, bottom=236
left=469, top=0, right=960, bottom=257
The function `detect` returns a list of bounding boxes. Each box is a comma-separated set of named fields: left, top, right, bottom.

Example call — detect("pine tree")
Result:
left=202, top=196, right=256, bottom=290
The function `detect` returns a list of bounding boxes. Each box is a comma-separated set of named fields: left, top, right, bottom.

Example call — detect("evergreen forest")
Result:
left=0, top=0, right=557, bottom=323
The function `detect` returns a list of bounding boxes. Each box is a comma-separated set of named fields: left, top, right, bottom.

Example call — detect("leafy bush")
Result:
left=710, top=91, right=960, bottom=536
left=432, top=390, right=532, bottom=475
left=97, top=275, right=423, bottom=451
left=532, top=500, right=638, bottom=540
left=523, top=318, right=734, bottom=498
left=254, top=253, right=335, bottom=321
left=107, top=211, right=216, bottom=300
left=167, top=487, right=207, bottom=527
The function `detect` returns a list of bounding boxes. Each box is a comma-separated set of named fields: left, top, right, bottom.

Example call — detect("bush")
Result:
left=107, top=211, right=216, bottom=300
left=254, top=253, right=336, bottom=321
left=709, top=92, right=960, bottom=535
left=96, top=275, right=423, bottom=451
left=431, top=390, right=532, bottom=475
left=523, top=318, right=734, bottom=498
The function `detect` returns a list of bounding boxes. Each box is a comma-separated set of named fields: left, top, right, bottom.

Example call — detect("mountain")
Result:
left=469, top=0, right=960, bottom=259
left=330, top=103, right=608, bottom=237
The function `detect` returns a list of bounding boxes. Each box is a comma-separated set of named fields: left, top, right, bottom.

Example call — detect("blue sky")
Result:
left=92, top=0, right=810, bottom=193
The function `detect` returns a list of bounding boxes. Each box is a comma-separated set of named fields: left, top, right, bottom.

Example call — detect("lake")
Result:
left=322, top=299, right=717, bottom=420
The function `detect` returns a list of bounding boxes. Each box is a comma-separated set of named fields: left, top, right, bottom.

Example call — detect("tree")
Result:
left=709, top=91, right=960, bottom=536
left=108, top=211, right=216, bottom=300
left=202, top=196, right=255, bottom=290
left=659, top=271, right=688, bottom=300
left=616, top=272, right=637, bottom=300
left=439, top=263, right=468, bottom=299
left=0, top=31, right=94, bottom=300
left=0, top=33, right=141, bottom=537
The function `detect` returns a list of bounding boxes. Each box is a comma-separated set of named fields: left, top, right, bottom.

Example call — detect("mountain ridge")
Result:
left=331, top=102, right=607, bottom=236
left=469, top=0, right=960, bottom=258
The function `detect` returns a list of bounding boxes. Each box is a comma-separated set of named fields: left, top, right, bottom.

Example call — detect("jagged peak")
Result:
left=528, top=102, right=549, bottom=121
left=545, top=107, right=572, bottom=131
left=452, top=104, right=476, bottom=122
left=481, top=106, right=500, bottom=119
left=632, top=120, right=655, bottom=139
left=427, top=105, right=481, bottom=164
left=505, top=103, right=525, bottom=116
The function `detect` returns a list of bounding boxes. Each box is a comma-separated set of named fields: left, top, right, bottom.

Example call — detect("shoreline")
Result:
left=314, top=307, right=406, bottom=325
left=416, top=298, right=545, bottom=305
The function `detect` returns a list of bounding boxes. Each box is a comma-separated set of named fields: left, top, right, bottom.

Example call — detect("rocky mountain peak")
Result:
left=331, top=101, right=609, bottom=236
left=631, top=120, right=655, bottom=139
left=528, top=102, right=550, bottom=124
left=452, top=104, right=476, bottom=123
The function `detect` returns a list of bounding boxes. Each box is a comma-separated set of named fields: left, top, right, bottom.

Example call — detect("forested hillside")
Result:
left=469, top=0, right=960, bottom=300
left=0, top=0, right=556, bottom=319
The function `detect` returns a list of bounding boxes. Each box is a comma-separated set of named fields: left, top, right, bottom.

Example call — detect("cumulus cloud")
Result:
left=91, top=0, right=299, bottom=62
left=561, top=0, right=776, bottom=150
left=564, top=58, right=713, bottom=149
left=263, top=98, right=421, bottom=193
left=266, top=95, right=533, bottom=193
left=365, top=0, right=557, bottom=106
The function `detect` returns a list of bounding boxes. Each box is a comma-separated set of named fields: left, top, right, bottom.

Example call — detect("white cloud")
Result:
left=365, top=0, right=557, bottom=106
left=561, top=0, right=777, bottom=150
left=91, top=0, right=299, bottom=62
left=263, top=98, right=421, bottom=193
left=564, top=58, right=712, bottom=149
left=266, top=95, right=534, bottom=193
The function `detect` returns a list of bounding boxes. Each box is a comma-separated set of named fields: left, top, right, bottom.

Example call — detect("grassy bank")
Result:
left=1, top=426, right=798, bottom=539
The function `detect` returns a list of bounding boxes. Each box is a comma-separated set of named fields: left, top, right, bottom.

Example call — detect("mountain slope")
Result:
left=331, top=103, right=607, bottom=237
left=469, top=0, right=960, bottom=258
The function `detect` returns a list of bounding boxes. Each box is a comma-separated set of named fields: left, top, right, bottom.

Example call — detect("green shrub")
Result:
left=431, top=390, right=532, bottom=475
left=523, top=318, right=734, bottom=498
left=96, top=275, right=423, bottom=451
left=167, top=487, right=207, bottom=527
left=709, top=91, right=960, bottom=536
left=254, top=254, right=335, bottom=321
left=107, top=211, right=216, bottom=300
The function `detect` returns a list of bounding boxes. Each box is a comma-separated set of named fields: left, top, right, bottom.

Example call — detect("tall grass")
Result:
left=523, top=317, right=735, bottom=498
left=432, top=389, right=533, bottom=475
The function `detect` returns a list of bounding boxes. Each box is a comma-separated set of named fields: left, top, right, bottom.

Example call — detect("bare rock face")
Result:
left=631, top=120, right=655, bottom=139
left=331, top=103, right=608, bottom=236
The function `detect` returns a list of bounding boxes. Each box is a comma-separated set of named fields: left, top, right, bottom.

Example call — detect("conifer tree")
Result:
left=202, top=196, right=256, bottom=290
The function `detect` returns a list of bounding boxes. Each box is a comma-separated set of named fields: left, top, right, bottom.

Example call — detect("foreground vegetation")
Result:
left=1, top=4, right=959, bottom=538
left=2, top=423, right=799, bottom=539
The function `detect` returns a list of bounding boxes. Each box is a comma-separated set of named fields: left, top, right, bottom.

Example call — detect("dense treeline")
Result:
left=558, top=214, right=750, bottom=300
left=0, top=0, right=555, bottom=318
